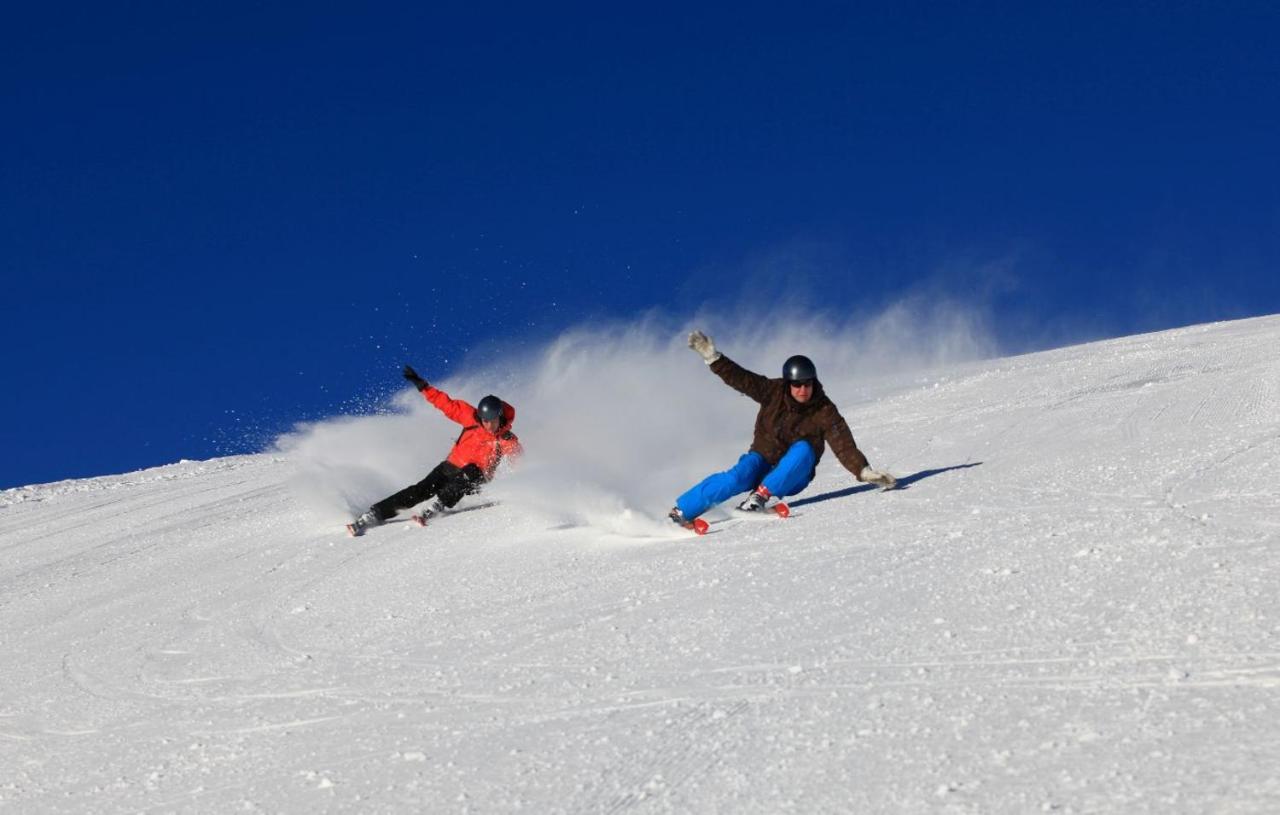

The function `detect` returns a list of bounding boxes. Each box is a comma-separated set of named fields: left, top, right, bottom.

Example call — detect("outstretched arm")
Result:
left=687, top=330, right=722, bottom=364
left=827, top=410, right=896, bottom=489
left=859, top=466, right=897, bottom=490
left=420, top=384, right=477, bottom=426
left=403, top=363, right=480, bottom=425
left=402, top=365, right=428, bottom=391
left=688, top=330, right=771, bottom=403
left=421, top=386, right=477, bottom=426
left=422, top=388, right=478, bottom=424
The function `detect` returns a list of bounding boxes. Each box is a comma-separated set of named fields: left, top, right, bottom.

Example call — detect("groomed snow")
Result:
left=3, top=315, right=1279, bottom=813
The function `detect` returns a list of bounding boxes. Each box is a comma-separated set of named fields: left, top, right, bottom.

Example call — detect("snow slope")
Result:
left=3, top=315, right=1279, bottom=813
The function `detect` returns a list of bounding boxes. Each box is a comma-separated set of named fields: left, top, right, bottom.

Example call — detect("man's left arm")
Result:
left=827, top=409, right=896, bottom=490
left=498, top=431, right=523, bottom=463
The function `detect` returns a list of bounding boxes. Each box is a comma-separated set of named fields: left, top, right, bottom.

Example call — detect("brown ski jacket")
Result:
left=709, top=355, right=871, bottom=479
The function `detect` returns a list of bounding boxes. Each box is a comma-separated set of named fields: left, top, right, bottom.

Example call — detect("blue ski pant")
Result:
left=676, top=440, right=817, bottom=520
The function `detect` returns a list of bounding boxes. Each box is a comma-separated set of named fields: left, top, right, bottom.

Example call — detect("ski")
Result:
left=346, top=511, right=381, bottom=537
left=667, top=507, right=710, bottom=535
left=731, top=501, right=791, bottom=520
left=675, top=517, right=711, bottom=535
left=345, top=502, right=497, bottom=537
left=410, top=501, right=498, bottom=528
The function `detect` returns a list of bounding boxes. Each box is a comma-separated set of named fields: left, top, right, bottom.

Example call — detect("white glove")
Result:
left=687, top=330, right=722, bottom=364
left=860, top=466, right=897, bottom=490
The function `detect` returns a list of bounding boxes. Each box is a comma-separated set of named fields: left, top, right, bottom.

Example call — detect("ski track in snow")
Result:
left=3, top=316, right=1280, bottom=812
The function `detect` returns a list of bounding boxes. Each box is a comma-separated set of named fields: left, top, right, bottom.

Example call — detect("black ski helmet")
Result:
left=782, top=355, right=817, bottom=383
left=476, top=395, right=505, bottom=423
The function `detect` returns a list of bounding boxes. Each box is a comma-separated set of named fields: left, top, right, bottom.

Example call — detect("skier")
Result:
left=669, top=330, right=897, bottom=531
left=347, top=365, right=522, bottom=536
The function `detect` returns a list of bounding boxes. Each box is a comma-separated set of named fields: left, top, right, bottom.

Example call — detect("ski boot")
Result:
left=668, top=507, right=709, bottom=536
left=737, top=485, right=770, bottom=512
left=411, top=500, right=445, bottom=527
left=736, top=486, right=790, bottom=518
left=346, top=510, right=382, bottom=537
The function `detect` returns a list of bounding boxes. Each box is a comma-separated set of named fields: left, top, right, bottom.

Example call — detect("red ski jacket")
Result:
left=420, top=386, right=522, bottom=478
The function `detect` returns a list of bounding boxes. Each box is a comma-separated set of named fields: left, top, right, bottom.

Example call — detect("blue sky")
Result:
left=3, top=2, right=1278, bottom=488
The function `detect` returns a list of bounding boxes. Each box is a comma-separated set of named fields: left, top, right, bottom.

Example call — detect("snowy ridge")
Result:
left=3, top=315, right=1279, bottom=813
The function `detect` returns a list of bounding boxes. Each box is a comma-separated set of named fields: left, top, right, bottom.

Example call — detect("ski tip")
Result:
left=411, top=514, right=428, bottom=527
left=345, top=523, right=361, bottom=537
left=773, top=502, right=791, bottom=518
left=691, top=518, right=710, bottom=535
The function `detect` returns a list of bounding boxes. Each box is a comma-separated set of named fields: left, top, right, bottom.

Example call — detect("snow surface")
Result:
left=3, top=315, right=1279, bottom=813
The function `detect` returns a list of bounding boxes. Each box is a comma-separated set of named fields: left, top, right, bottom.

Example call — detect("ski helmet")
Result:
left=782, top=355, right=817, bottom=383
left=476, top=395, right=505, bottom=423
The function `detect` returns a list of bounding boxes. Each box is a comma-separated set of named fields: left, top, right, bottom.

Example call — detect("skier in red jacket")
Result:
left=347, top=365, right=522, bottom=536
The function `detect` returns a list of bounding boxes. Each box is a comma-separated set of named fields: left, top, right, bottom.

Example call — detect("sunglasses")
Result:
left=789, top=380, right=814, bottom=388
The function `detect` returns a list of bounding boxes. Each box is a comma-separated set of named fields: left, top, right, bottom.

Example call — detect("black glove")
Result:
left=402, top=364, right=428, bottom=390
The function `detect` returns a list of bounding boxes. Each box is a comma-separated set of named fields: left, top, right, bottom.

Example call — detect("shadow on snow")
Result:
left=788, top=461, right=983, bottom=508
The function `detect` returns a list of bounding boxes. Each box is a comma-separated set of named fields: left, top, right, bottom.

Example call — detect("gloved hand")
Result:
left=402, top=364, right=428, bottom=391
left=860, top=466, right=897, bottom=490
left=687, top=330, right=722, bottom=364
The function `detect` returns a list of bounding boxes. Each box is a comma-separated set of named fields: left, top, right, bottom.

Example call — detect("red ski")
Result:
left=668, top=508, right=710, bottom=535
left=679, top=517, right=711, bottom=535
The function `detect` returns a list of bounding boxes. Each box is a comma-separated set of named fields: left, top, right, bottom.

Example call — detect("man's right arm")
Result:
left=688, top=330, right=770, bottom=403
left=709, top=355, right=772, bottom=403
left=421, top=385, right=477, bottom=426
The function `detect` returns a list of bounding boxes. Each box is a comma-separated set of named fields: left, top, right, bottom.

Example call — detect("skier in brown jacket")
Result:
left=669, top=330, right=897, bottom=529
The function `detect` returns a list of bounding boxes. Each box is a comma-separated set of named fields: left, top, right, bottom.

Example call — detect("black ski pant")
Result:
left=370, top=461, right=486, bottom=521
